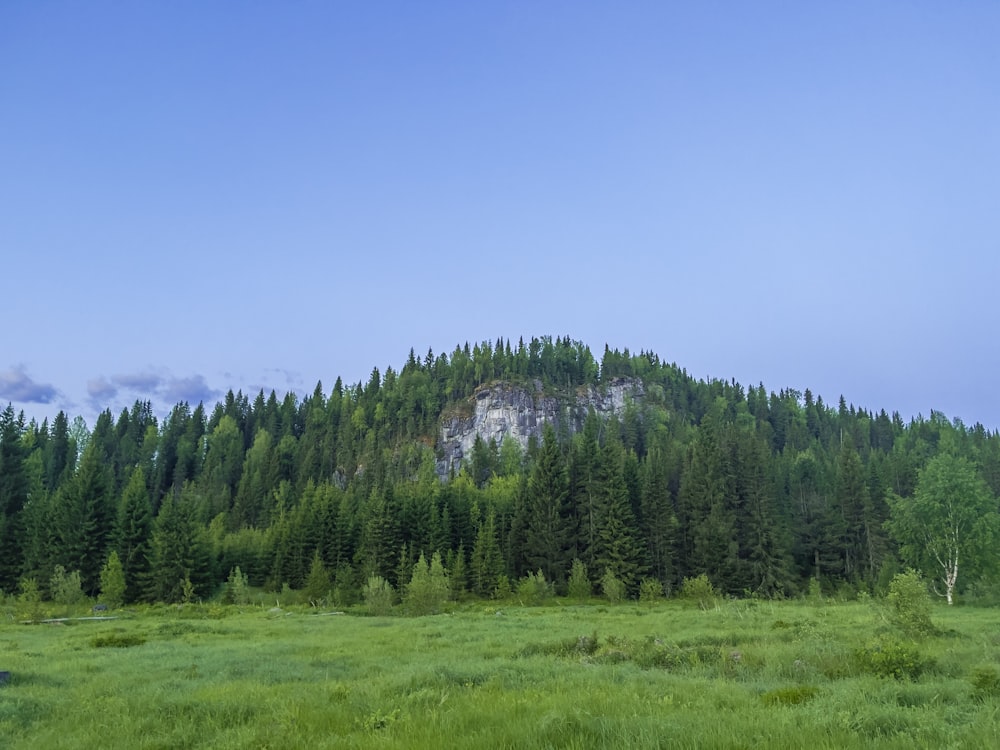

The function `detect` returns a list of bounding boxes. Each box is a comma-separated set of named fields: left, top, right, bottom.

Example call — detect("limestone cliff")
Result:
left=438, top=377, right=644, bottom=474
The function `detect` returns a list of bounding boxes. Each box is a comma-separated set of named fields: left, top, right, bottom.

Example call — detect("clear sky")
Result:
left=2, top=2, right=998, bottom=431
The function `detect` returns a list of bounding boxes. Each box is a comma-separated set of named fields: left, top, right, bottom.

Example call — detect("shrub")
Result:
left=362, top=575, right=395, bottom=616
left=493, top=574, right=512, bottom=601
left=517, top=570, right=553, bottom=606
left=854, top=636, right=933, bottom=680
left=601, top=570, right=626, bottom=604
left=638, top=578, right=664, bottom=604
left=226, top=566, right=250, bottom=605
left=887, top=570, right=936, bottom=637
left=566, top=559, right=591, bottom=600
left=970, top=666, right=1000, bottom=700
left=92, top=632, right=146, bottom=648
left=304, top=553, right=331, bottom=606
left=50, top=566, right=85, bottom=606
left=404, top=552, right=450, bottom=615
left=98, top=551, right=126, bottom=609
left=680, top=574, right=718, bottom=610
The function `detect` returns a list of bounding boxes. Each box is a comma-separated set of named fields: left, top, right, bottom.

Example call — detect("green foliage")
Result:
left=404, top=552, right=450, bottom=616
left=493, top=574, right=512, bottom=600
left=17, top=576, right=42, bottom=620
left=566, top=558, right=591, bottom=600
left=304, top=551, right=331, bottom=606
left=362, top=574, right=394, bottom=615
left=600, top=569, right=626, bottom=604
left=92, top=632, right=146, bottom=648
left=49, top=565, right=85, bottom=606
left=886, top=453, right=1000, bottom=605
left=225, top=566, right=250, bottom=605
left=516, top=570, right=553, bottom=606
left=680, top=574, right=718, bottom=609
left=970, top=666, right=1000, bottom=700
left=98, top=551, right=126, bottom=609
left=887, top=569, right=936, bottom=637
left=854, top=636, right=933, bottom=680
left=638, top=577, right=664, bottom=604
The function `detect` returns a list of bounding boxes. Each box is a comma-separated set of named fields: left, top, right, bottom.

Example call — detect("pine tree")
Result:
left=0, top=405, right=28, bottom=592
left=471, top=508, right=503, bottom=597
left=146, top=483, right=213, bottom=603
left=116, top=467, right=153, bottom=603
left=52, top=441, right=115, bottom=596
left=523, top=425, right=572, bottom=585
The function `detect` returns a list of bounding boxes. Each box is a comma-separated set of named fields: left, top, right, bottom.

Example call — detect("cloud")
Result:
left=112, top=372, right=164, bottom=391
left=0, top=365, right=59, bottom=403
left=161, top=374, right=222, bottom=405
left=87, top=377, right=119, bottom=401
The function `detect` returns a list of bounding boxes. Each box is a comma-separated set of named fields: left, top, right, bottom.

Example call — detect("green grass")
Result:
left=2, top=598, right=1000, bottom=748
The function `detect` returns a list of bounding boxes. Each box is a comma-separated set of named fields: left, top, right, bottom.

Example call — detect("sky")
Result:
left=2, top=1, right=999, bottom=432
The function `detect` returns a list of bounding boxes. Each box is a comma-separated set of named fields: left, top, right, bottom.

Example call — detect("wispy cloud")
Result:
left=112, top=372, right=164, bottom=391
left=87, top=377, right=119, bottom=401
left=161, top=374, right=221, bottom=404
left=86, top=369, right=221, bottom=410
left=0, top=365, right=58, bottom=403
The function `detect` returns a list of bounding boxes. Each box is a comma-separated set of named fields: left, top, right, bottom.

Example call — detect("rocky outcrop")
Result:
left=438, top=378, right=644, bottom=475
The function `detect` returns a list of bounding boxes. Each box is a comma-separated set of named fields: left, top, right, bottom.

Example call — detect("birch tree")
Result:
left=886, top=453, right=999, bottom=605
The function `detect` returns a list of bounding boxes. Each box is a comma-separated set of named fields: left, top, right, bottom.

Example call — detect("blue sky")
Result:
left=2, top=2, right=999, bottom=430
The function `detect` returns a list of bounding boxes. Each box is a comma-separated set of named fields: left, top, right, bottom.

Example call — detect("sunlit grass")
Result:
left=2, top=598, right=999, bottom=748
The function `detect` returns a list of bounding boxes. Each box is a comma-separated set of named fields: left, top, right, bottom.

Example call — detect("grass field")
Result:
left=2, top=596, right=1000, bottom=748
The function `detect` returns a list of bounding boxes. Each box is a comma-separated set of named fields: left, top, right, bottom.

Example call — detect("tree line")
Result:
left=1, top=335, right=998, bottom=605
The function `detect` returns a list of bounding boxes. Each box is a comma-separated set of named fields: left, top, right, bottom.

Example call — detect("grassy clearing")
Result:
left=2, top=598, right=1000, bottom=748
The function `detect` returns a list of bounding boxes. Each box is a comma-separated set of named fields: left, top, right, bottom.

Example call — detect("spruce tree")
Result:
left=523, top=425, right=572, bottom=585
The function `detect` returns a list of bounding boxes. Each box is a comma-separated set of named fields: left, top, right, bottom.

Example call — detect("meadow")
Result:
left=2, top=595, right=1000, bottom=749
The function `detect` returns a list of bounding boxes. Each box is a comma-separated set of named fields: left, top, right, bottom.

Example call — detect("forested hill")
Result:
left=1, top=335, right=999, bottom=605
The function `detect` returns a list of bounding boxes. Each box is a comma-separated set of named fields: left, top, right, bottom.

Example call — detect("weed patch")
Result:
left=91, top=631, right=146, bottom=648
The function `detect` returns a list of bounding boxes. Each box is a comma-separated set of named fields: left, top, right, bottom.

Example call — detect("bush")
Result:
left=517, top=570, right=553, bottom=606
left=638, top=578, right=664, bottom=604
left=225, top=566, right=250, bottom=605
left=566, top=559, right=591, bottom=600
left=50, top=566, right=85, bottom=606
left=493, top=574, right=512, bottom=601
left=601, top=569, right=626, bottom=604
left=92, top=632, right=146, bottom=648
left=404, top=552, right=450, bottom=615
left=887, top=570, right=936, bottom=637
left=854, top=636, right=933, bottom=680
left=970, top=666, right=1000, bottom=700
left=680, top=574, right=718, bottom=610
left=362, top=575, right=395, bottom=616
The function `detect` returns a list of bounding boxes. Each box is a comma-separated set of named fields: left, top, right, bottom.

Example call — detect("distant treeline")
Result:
left=1, top=335, right=998, bottom=604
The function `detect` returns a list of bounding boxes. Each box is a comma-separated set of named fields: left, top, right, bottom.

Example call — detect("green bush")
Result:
left=566, top=559, right=591, bottom=600
left=92, top=632, right=147, bottom=648
left=854, top=636, right=933, bottom=680
left=404, top=552, right=450, bottom=615
left=516, top=570, right=553, bottom=606
left=50, top=566, right=85, bottom=606
left=638, top=578, right=664, bottom=604
left=970, top=666, right=1000, bottom=700
left=680, top=574, right=718, bottom=610
left=887, top=570, right=936, bottom=637
left=601, top=569, right=626, bottom=604
left=362, top=575, right=395, bottom=616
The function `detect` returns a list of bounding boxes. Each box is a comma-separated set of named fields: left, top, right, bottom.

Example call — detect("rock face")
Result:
left=438, top=378, right=643, bottom=475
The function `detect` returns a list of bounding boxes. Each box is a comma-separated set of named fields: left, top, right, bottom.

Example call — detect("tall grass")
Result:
left=1, top=597, right=999, bottom=748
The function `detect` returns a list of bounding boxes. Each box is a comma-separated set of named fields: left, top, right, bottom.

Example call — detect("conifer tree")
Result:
left=116, top=467, right=153, bottom=603
left=523, top=425, right=572, bottom=584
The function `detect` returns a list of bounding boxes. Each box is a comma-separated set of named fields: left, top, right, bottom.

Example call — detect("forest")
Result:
left=1, top=335, right=998, bottom=606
